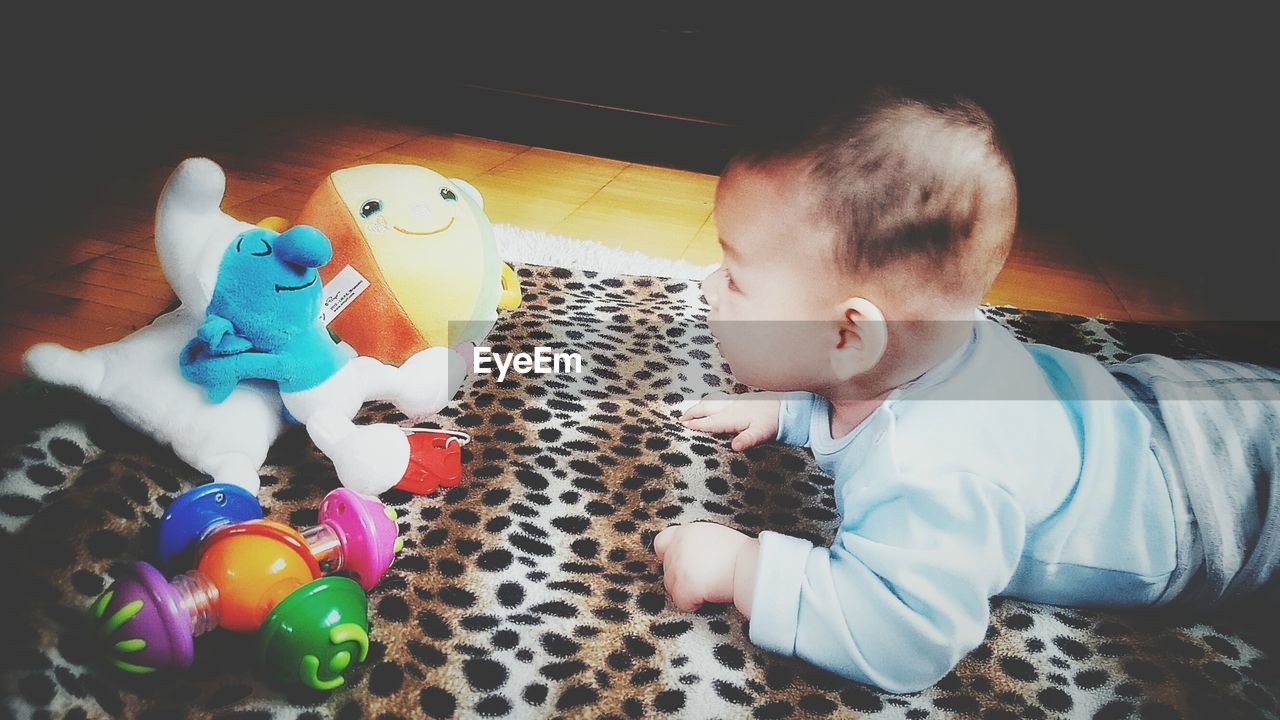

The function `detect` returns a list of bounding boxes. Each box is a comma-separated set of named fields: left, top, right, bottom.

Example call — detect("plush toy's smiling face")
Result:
left=355, top=187, right=460, bottom=239
left=340, top=166, right=478, bottom=243
left=210, top=226, right=333, bottom=349
left=328, top=164, right=497, bottom=347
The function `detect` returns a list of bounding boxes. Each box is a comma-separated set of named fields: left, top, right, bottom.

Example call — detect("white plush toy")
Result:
left=23, top=158, right=465, bottom=496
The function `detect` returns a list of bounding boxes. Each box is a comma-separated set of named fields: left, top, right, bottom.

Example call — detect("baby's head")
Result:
left=704, top=92, right=1017, bottom=396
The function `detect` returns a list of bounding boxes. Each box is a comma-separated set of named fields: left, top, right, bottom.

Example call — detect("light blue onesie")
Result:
left=749, top=312, right=1184, bottom=692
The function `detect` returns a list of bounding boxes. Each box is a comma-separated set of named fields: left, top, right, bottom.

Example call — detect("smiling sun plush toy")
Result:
left=295, top=164, right=521, bottom=365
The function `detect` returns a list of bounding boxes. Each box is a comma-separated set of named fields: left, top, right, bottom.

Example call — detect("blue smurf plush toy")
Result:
left=180, top=225, right=347, bottom=402
left=179, top=218, right=466, bottom=497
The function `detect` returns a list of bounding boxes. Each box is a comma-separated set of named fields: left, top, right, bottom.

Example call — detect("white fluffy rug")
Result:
left=493, top=224, right=717, bottom=281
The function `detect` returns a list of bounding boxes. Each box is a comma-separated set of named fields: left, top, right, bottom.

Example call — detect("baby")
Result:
left=653, top=93, right=1280, bottom=692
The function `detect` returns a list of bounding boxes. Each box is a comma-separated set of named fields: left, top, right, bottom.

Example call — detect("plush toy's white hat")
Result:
left=154, top=158, right=256, bottom=310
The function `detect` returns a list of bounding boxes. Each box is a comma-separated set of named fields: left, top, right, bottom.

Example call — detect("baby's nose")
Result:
left=701, top=268, right=722, bottom=309
left=410, top=204, right=433, bottom=219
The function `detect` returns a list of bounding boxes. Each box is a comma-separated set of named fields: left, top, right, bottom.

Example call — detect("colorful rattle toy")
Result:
left=156, top=483, right=403, bottom=587
left=90, top=484, right=401, bottom=690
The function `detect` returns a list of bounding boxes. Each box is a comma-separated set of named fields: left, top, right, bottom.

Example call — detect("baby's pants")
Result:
left=1112, top=354, right=1280, bottom=608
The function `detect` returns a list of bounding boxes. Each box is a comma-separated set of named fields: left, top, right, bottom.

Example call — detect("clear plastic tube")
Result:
left=172, top=571, right=220, bottom=637
left=303, top=523, right=344, bottom=574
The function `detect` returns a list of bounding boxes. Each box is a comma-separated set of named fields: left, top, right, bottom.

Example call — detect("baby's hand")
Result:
left=680, top=391, right=781, bottom=452
left=653, top=522, right=759, bottom=616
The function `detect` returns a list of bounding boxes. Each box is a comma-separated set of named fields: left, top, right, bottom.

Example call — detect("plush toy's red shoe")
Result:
left=394, top=430, right=466, bottom=494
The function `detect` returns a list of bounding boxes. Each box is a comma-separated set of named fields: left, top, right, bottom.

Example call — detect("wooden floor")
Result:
left=0, top=113, right=1199, bottom=390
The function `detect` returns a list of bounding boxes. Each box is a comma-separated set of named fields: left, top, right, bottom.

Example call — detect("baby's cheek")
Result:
left=709, top=322, right=772, bottom=380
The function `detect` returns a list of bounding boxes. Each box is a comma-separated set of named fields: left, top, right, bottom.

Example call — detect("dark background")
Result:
left=5, top=5, right=1275, bottom=319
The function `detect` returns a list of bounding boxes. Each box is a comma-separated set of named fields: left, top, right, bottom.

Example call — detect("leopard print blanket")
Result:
left=2, top=264, right=1277, bottom=720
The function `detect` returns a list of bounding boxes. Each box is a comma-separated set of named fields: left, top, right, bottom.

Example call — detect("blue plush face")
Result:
left=208, top=226, right=333, bottom=350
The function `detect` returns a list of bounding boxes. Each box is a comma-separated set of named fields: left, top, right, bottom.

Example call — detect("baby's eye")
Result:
left=440, top=187, right=458, bottom=201
left=360, top=199, right=383, bottom=218
left=724, top=270, right=740, bottom=292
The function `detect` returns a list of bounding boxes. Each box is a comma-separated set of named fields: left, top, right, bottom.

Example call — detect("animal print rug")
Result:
left=2, top=264, right=1277, bottom=720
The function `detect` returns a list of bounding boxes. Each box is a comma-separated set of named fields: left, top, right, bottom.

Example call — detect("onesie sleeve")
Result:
left=749, top=471, right=1026, bottom=692
left=775, top=391, right=815, bottom=447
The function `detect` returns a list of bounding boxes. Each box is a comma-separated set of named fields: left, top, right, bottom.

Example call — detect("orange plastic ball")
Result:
left=195, top=520, right=322, bottom=632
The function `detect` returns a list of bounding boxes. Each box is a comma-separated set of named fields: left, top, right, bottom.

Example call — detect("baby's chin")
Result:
left=712, top=330, right=828, bottom=390
left=720, top=361, right=812, bottom=393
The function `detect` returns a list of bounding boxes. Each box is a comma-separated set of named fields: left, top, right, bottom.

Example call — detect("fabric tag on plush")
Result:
left=319, top=265, right=369, bottom=326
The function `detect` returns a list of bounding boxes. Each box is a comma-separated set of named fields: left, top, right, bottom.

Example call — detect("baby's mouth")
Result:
left=394, top=218, right=455, bottom=236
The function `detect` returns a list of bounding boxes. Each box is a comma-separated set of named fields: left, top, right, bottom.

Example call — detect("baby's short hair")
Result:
left=730, top=92, right=1018, bottom=301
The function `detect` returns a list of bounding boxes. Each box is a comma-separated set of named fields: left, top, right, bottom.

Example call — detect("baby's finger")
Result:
left=731, top=425, right=772, bottom=452
left=680, top=391, right=730, bottom=420
left=682, top=415, right=744, bottom=435
left=662, top=553, right=681, bottom=603
left=680, top=400, right=719, bottom=421
left=653, top=525, right=678, bottom=560
left=673, top=397, right=701, bottom=418
left=669, top=577, right=704, bottom=613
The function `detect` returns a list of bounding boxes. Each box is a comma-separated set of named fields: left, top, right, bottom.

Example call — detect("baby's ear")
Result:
left=829, top=297, right=887, bottom=381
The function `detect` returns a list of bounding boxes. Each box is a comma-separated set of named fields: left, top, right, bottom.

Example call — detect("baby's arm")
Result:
left=681, top=390, right=813, bottom=451
left=656, top=472, right=1026, bottom=693
left=752, top=472, right=1026, bottom=692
